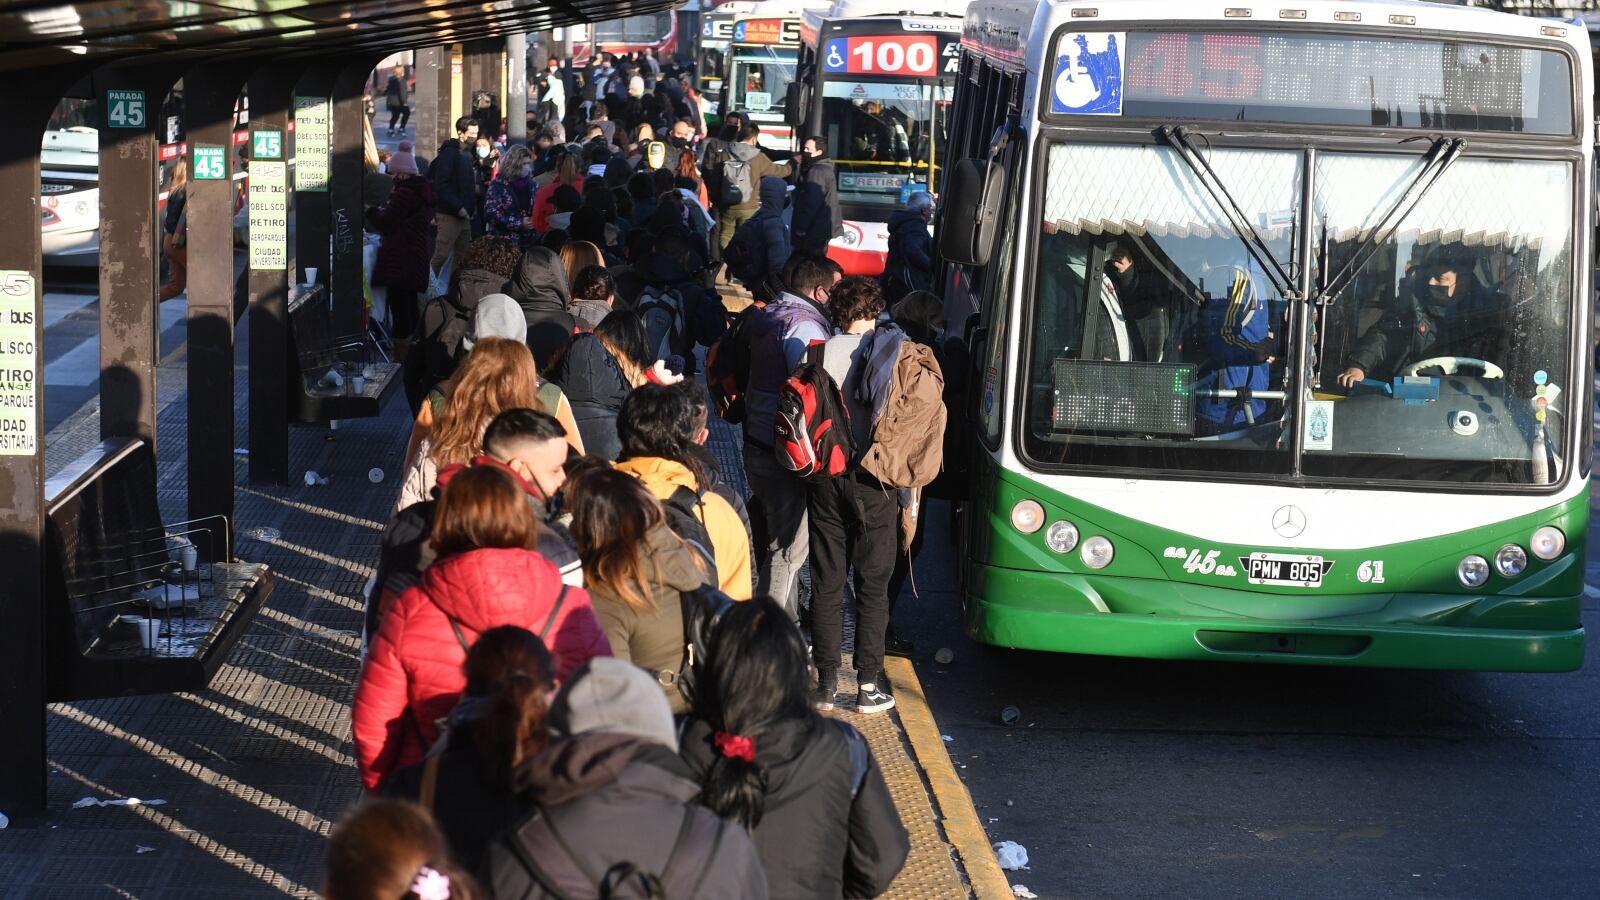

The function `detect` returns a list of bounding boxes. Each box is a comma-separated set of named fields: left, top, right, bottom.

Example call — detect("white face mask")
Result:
left=476, top=147, right=490, bottom=159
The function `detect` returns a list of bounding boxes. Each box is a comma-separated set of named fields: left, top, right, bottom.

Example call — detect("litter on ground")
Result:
left=994, top=840, right=1030, bottom=870
left=1011, top=885, right=1039, bottom=899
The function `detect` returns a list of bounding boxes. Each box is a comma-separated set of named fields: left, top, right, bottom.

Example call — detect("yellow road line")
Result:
left=886, top=656, right=1014, bottom=900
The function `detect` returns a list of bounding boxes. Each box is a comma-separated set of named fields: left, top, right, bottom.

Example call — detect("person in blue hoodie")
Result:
left=728, top=176, right=792, bottom=302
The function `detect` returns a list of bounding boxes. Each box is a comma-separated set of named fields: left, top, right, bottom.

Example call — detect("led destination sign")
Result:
left=1047, top=30, right=1573, bottom=134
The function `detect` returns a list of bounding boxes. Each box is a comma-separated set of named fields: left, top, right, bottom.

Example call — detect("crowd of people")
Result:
left=338, top=53, right=955, bottom=898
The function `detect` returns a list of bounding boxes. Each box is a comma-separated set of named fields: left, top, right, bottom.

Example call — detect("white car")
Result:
left=41, top=127, right=99, bottom=267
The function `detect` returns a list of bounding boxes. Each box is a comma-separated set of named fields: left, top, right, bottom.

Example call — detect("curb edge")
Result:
left=885, top=655, right=1014, bottom=900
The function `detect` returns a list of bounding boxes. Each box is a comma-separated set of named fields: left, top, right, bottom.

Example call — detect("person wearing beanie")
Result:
left=369, top=140, right=436, bottom=362
left=485, top=658, right=769, bottom=898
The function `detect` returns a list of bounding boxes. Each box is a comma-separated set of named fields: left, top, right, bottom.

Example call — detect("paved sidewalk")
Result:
left=0, top=331, right=999, bottom=898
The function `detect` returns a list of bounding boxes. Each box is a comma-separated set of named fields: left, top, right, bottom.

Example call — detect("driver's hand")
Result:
left=1336, top=367, right=1365, bottom=388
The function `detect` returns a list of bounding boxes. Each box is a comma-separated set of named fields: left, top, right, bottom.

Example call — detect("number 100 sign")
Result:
left=823, top=36, right=939, bottom=77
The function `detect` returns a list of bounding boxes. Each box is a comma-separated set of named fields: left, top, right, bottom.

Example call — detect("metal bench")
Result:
left=287, top=282, right=401, bottom=423
left=43, top=437, right=272, bottom=701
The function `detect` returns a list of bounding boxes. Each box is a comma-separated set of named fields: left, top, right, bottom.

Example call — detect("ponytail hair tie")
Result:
left=712, top=731, right=756, bottom=763
left=410, top=865, right=452, bottom=900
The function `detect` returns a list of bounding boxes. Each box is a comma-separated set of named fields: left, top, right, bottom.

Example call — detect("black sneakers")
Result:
left=856, top=681, right=895, bottom=714
left=813, top=672, right=837, bottom=712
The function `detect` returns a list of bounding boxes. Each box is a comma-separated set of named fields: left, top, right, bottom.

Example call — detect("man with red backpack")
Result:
left=782, top=276, right=946, bottom=715
left=736, top=256, right=842, bottom=625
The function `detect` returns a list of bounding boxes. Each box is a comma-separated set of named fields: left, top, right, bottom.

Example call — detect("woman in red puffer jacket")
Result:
left=354, top=465, right=611, bottom=791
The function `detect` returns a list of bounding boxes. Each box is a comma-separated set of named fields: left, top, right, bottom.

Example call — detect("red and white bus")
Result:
left=722, top=1, right=830, bottom=150
left=794, top=0, right=967, bottom=275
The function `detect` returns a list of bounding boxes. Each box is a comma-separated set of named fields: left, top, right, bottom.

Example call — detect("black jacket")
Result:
left=488, top=735, right=769, bottom=900
left=680, top=715, right=908, bottom=899
left=881, top=208, right=933, bottom=303
left=551, top=333, right=631, bottom=461
left=506, top=247, right=576, bottom=372
left=792, top=157, right=842, bottom=255
left=1345, top=279, right=1509, bottom=380
left=431, top=139, right=476, bottom=216
left=381, top=715, right=534, bottom=878
left=417, top=266, right=509, bottom=392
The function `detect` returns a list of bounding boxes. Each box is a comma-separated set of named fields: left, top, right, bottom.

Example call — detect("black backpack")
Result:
left=496, top=804, right=725, bottom=899
left=675, top=584, right=734, bottom=708
left=661, top=485, right=715, bottom=574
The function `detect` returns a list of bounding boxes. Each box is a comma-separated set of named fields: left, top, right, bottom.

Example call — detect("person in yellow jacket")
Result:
left=614, top=382, right=754, bottom=601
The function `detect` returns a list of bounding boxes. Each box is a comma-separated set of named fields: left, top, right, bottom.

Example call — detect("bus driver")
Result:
left=1335, top=245, right=1509, bottom=388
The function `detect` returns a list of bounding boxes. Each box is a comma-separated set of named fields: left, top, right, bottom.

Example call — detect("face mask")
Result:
left=521, top=164, right=533, bottom=178
left=476, top=147, right=490, bottom=159
left=1426, top=283, right=1452, bottom=304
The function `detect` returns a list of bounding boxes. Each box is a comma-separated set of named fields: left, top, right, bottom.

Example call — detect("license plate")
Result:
left=1242, top=553, right=1334, bottom=587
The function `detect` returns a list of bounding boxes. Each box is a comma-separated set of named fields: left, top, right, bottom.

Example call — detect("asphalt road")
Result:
left=901, top=496, right=1599, bottom=899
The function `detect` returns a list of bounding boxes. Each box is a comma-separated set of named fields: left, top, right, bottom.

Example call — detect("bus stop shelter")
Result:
left=0, top=0, right=676, bottom=820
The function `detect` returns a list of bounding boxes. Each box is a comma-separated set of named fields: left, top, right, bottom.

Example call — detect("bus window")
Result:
left=730, top=47, right=797, bottom=116
left=1022, top=142, right=1301, bottom=473
left=976, top=141, right=1023, bottom=449
left=1309, top=154, right=1573, bottom=484
left=823, top=84, right=951, bottom=205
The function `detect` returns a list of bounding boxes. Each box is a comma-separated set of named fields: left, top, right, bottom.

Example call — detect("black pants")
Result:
left=809, top=472, right=898, bottom=684
left=388, top=106, right=410, bottom=131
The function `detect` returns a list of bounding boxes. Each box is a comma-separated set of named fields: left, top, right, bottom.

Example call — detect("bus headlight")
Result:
left=1530, top=526, right=1565, bottom=561
left=1045, top=521, right=1079, bottom=554
left=1010, top=500, right=1044, bottom=534
left=1457, top=555, right=1490, bottom=588
left=1493, top=544, right=1528, bottom=578
left=1080, top=536, right=1115, bottom=569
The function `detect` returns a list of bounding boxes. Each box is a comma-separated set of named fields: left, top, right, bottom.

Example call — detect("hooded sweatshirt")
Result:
left=725, top=141, right=793, bottom=211
left=587, top=522, right=707, bottom=714
left=487, top=660, right=769, bottom=900
left=731, top=176, right=792, bottom=286
left=792, top=154, right=843, bottom=254
left=352, top=547, right=611, bottom=790
left=550, top=332, right=631, bottom=460
left=680, top=714, right=907, bottom=899
left=505, top=246, right=576, bottom=372
left=613, top=457, right=752, bottom=600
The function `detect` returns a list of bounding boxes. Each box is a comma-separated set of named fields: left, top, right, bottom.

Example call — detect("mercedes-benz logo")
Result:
left=1272, top=505, right=1306, bottom=539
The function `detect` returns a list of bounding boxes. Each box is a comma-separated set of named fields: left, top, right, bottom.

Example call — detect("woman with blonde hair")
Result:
left=566, top=466, right=708, bottom=714
left=559, top=239, right=606, bottom=288
left=158, top=157, right=189, bottom=301
left=484, top=143, right=536, bottom=245
left=396, top=337, right=578, bottom=511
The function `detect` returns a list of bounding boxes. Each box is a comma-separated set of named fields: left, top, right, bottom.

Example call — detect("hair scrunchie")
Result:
left=713, top=731, right=756, bottom=763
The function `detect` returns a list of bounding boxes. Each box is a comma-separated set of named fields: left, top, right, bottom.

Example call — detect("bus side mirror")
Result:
left=939, top=158, right=1004, bottom=267
left=783, top=82, right=805, bottom=126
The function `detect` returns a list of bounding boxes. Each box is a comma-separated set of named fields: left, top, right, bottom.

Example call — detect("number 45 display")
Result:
left=252, top=130, right=283, bottom=160
left=105, top=90, right=146, bottom=129
left=192, top=146, right=227, bottom=180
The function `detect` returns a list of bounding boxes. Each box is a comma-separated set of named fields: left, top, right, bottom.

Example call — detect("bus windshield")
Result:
left=1021, top=141, right=1573, bottom=486
left=729, top=47, right=797, bottom=119
left=821, top=80, right=952, bottom=206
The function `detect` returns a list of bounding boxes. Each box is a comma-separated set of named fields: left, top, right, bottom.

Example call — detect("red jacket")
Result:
left=353, top=547, right=611, bottom=790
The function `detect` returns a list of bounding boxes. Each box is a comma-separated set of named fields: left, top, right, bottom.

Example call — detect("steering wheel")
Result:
left=1403, top=356, right=1504, bottom=379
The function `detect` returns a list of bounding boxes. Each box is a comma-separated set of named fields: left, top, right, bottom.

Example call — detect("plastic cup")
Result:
left=351, top=375, right=366, bottom=395
left=180, top=544, right=198, bottom=572
left=304, top=267, right=319, bottom=284
left=124, top=615, right=160, bottom=649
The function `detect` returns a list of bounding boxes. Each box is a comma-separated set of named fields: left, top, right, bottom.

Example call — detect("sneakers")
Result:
left=812, top=672, right=837, bottom=712
left=856, top=682, right=895, bottom=714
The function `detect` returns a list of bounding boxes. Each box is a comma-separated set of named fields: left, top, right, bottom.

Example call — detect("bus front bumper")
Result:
left=965, top=566, right=1585, bottom=673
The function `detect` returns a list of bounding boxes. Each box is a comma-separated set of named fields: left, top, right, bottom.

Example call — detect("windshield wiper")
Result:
left=1158, top=125, right=1299, bottom=301
left=1314, top=135, right=1465, bottom=305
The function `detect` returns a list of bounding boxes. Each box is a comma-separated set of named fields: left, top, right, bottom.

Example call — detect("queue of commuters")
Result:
left=341, top=63, right=952, bottom=897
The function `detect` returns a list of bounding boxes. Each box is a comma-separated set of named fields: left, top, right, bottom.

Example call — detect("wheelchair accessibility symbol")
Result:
left=734, top=22, right=746, bottom=41
left=825, top=40, right=846, bottom=71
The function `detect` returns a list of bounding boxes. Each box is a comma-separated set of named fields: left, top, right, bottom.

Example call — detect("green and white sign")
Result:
left=0, top=271, right=38, bottom=456
left=293, top=96, right=330, bottom=192
left=105, top=90, right=146, bottom=129
left=248, top=161, right=289, bottom=271
left=192, top=145, right=226, bottom=181
left=252, top=129, right=283, bottom=160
